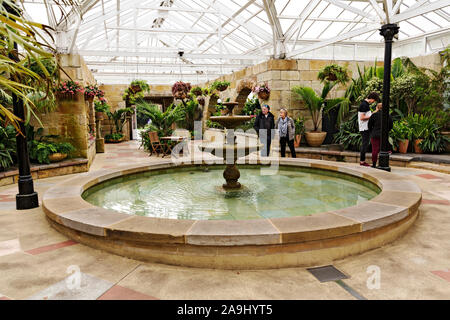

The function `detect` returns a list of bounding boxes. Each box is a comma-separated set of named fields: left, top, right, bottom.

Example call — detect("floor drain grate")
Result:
left=307, top=265, right=349, bottom=283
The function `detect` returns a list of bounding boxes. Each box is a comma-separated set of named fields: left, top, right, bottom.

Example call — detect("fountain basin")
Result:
left=43, top=159, right=421, bottom=269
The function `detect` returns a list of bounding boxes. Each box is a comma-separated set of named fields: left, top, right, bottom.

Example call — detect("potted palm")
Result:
left=292, top=83, right=336, bottom=147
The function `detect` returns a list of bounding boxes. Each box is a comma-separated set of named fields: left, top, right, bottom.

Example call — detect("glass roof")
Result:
left=21, top=0, right=450, bottom=84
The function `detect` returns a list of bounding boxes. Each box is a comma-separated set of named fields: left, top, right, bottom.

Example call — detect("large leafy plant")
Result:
left=333, top=113, right=362, bottom=152
left=318, top=64, right=350, bottom=85
left=0, top=1, right=82, bottom=130
left=106, top=107, right=134, bottom=135
left=292, top=82, right=336, bottom=132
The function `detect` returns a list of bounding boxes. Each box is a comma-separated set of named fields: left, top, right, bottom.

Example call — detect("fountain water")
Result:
left=199, top=102, right=259, bottom=190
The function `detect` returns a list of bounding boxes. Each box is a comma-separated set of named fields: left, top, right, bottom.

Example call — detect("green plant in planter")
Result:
left=210, top=80, right=230, bottom=92
left=318, top=64, right=350, bottom=85
left=130, top=80, right=150, bottom=93
left=0, top=125, right=16, bottom=171
left=389, top=120, right=412, bottom=149
left=294, top=117, right=306, bottom=136
left=333, top=113, right=362, bottom=151
left=106, top=107, right=134, bottom=135
left=241, top=97, right=261, bottom=116
left=406, top=113, right=450, bottom=153
left=137, top=102, right=184, bottom=139
left=190, top=86, right=203, bottom=97
left=94, top=101, right=110, bottom=113
left=104, top=133, right=124, bottom=142
left=29, top=135, right=76, bottom=164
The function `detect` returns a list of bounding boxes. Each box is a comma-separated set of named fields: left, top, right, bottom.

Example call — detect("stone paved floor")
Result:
left=0, top=141, right=449, bottom=300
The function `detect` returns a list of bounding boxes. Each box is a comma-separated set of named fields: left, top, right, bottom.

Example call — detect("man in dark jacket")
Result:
left=254, top=105, right=275, bottom=157
left=368, top=103, right=393, bottom=168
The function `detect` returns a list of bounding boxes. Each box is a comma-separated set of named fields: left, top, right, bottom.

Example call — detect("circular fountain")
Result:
left=199, top=102, right=259, bottom=190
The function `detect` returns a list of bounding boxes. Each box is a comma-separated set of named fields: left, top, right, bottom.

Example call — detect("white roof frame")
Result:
left=24, top=0, right=450, bottom=84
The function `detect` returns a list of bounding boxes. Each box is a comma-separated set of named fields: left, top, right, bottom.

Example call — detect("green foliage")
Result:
left=205, top=120, right=224, bottom=130
left=94, top=101, right=110, bottom=113
left=28, top=132, right=76, bottom=164
left=402, top=113, right=448, bottom=153
left=292, top=81, right=336, bottom=132
left=210, top=80, right=230, bottom=91
left=389, top=120, right=413, bottom=149
left=360, top=78, right=383, bottom=102
left=137, top=102, right=184, bottom=138
left=104, top=133, right=124, bottom=141
left=27, top=90, right=57, bottom=113
left=333, top=113, right=361, bottom=152
left=24, top=56, right=58, bottom=81
left=0, top=125, right=16, bottom=170
left=177, top=99, right=203, bottom=132
left=106, top=108, right=134, bottom=135
left=317, top=64, right=350, bottom=85
left=294, top=117, right=306, bottom=135
left=190, top=86, right=203, bottom=96
left=241, top=97, right=261, bottom=116
left=130, top=80, right=150, bottom=92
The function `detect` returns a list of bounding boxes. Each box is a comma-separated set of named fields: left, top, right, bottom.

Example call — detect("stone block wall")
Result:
left=30, top=54, right=96, bottom=162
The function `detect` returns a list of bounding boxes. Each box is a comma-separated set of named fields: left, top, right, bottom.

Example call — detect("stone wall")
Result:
left=30, top=54, right=97, bottom=162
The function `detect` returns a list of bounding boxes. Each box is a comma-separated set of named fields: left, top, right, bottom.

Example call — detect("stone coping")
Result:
left=43, top=159, right=421, bottom=249
left=0, top=158, right=89, bottom=186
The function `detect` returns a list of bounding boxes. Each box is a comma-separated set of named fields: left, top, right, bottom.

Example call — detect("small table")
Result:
left=160, top=136, right=190, bottom=156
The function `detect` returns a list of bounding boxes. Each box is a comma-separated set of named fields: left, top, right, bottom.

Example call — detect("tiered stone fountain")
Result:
left=199, top=102, right=259, bottom=190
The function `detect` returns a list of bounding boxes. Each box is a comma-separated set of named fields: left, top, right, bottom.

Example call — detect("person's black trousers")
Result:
left=360, top=130, right=370, bottom=162
left=280, top=137, right=296, bottom=158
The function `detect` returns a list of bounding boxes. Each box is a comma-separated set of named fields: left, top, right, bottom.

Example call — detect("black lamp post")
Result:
left=378, top=23, right=399, bottom=172
left=5, top=3, right=39, bottom=210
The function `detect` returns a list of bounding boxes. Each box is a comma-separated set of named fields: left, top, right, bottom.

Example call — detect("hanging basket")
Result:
left=85, top=95, right=95, bottom=102
left=130, top=85, right=142, bottom=94
left=326, top=73, right=338, bottom=81
left=258, top=91, right=270, bottom=100
left=197, top=97, right=206, bottom=106
left=174, top=91, right=187, bottom=100
left=217, top=84, right=229, bottom=92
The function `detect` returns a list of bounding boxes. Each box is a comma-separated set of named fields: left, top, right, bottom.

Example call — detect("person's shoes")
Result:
left=360, top=162, right=370, bottom=167
left=372, top=164, right=377, bottom=168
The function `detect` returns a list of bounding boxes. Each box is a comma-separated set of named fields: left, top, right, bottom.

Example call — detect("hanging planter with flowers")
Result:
left=253, top=82, right=271, bottom=100
left=84, top=84, right=104, bottom=102
left=56, top=81, right=84, bottom=100
left=172, top=81, right=192, bottom=100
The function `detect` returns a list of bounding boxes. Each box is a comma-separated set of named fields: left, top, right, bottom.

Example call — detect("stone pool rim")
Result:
left=42, top=158, right=422, bottom=269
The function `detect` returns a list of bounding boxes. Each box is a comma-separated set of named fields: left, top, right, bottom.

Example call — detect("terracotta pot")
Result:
left=294, top=134, right=302, bottom=148
left=258, top=92, right=270, bottom=100
left=305, top=132, right=327, bottom=147
left=49, top=153, right=68, bottom=163
left=414, top=139, right=423, bottom=154
left=220, top=109, right=228, bottom=116
left=398, top=139, right=409, bottom=154
left=95, top=112, right=104, bottom=120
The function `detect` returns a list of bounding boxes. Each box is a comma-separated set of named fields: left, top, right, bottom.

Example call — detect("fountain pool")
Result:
left=83, top=166, right=379, bottom=220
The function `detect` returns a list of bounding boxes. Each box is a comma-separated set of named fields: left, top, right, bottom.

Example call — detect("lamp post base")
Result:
left=16, top=192, right=39, bottom=210
left=378, top=152, right=391, bottom=172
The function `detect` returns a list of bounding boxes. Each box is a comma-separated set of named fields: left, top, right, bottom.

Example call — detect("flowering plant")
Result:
left=172, top=81, right=192, bottom=98
left=253, top=82, right=271, bottom=94
left=56, top=80, right=84, bottom=96
left=84, top=84, right=104, bottom=98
